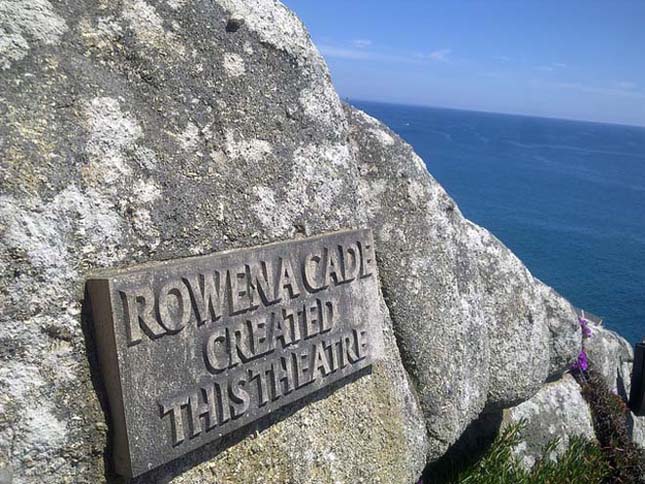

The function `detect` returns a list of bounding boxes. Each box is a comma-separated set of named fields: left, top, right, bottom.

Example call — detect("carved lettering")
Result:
left=88, top=229, right=376, bottom=477
left=276, top=256, right=301, bottom=300
left=183, top=272, right=224, bottom=324
left=248, top=260, right=279, bottom=306
left=204, top=328, right=228, bottom=373
left=121, top=287, right=167, bottom=345
left=158, top=279, right=191, bottom=332
left=161, top=395, right=189, bottom=446
left=303, top=251, right=326, bottom=292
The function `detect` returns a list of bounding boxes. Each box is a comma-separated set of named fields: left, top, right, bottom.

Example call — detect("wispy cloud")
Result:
left=352, top=39, right=372, bottom=49
left=318, top=45, right=374, bottom=60
left=616, top=81, right=637, bottom=90
left=493, top=55, right=511, bottom=63
left=318, top=43, right=454, bottom=65
left=429, top=48, right=452, bottom=62
left=318, top=45, right=417, bottom=63
left=534, top=62, right=567, bottom=72
left=546, top=80, right=645, bottom=99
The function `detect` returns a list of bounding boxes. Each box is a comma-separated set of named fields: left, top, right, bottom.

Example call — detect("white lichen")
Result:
left=165, top=0, right=188, bottom=10
left=214, top=0, right=321, bottom=63
left=0, top=185, right=124, bottom=288
left=299, top=82, right=347, bottom=135
left=134, top=178, right=161, bottom=204
left=79, top=16, right=123, bottom=50
left=177, top=121, right=200, bottom=152
left=223, top=52, right=245, bottom=77
left=0, top=0, right=67, bottom=69
left=121, top=0, right=185, bottom=55
left=369, top=127, right=394, bottom=146
left=251, top=142, right=353, bottom=237
left=84, top=97, right=142, bottom=187
left=22, top=403, right=66, bottom=449
left=252, top=186, right=281, bottom=236
left=224, top=130, right=273, bottom=162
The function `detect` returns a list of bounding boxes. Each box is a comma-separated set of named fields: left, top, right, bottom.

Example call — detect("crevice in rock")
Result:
left=422, top=409, right=504, bottom=483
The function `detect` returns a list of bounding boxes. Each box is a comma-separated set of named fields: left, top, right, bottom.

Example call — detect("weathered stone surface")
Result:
left=0, top=0, right=428, bottom=482
left=348, top=105, right=581, bottom=458
left=0, top=0, right=590, bottom=480
left=503, top=374, right=595, bottom=468
left=631, top=413, right=645, bottom=449
left=584, top=324, right=645, bottom=449
left=88, top=230, right=380, bottom=477
left=586, top=322, right=634, bottom=398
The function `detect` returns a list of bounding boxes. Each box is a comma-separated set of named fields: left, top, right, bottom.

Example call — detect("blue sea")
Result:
left=353, top=100, right=645, bottom=345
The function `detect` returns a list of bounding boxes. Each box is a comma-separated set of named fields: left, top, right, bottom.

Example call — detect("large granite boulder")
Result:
left=0, top=0, right=582, bottom=481
left=348, top=106, right=580, bottom=458
left=586, top=322, right=634, bottom=398
left=585, top=324, right=645, bottom=449
left=503, top=374, right=595, bottom=468
left=0, top=1, right=427, bottom=482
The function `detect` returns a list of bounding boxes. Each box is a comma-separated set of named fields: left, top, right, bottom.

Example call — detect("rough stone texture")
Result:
left=586, top=322, right=634, bottom=398
left=503, top=374, right=595, bottom=468
left=585, top=324, right=645, bottom=449
left=165, top=303, right=428, bottom=484
left=631, top=413, right=645, bottom=449
left=0, top=1, right=428, bottom=482
left=348, top=106, right=581, bottom=458
left=0, top=0, right=588, bottom=481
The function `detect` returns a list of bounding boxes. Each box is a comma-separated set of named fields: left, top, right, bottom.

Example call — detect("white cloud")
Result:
left=319, top=44, right=435, bottom=65
left=318, top=45, right=372, bottom=60
left=548, top=81, right=645, bottom=99
left=534, top=62, right=567, bottom=72
left=429, top=48, right=452, bottom=62
left=352, top=39, right=372, bottom=48
left=318, top=43, right=454, bottom=65
left=616, top=81, right=637, bottom=90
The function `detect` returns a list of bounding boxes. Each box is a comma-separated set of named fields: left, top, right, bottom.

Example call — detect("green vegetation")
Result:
left=431, top=421, right=610, bottom=484
left=426, top=368, right=645, bottom=483
left=576, top=370, right=645, bottom=483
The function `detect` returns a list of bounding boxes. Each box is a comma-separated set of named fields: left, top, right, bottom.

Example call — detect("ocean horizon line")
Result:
left=346, top=97, right=645, bottom=131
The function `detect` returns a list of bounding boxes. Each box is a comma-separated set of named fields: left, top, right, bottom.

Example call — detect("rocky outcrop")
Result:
left=504, top=323, right=645, bottom=464
left=503, top=374, right=595, bottom=468
left=348, top=106, right=580, bottom=458
left=586, top=322, right=634, bottom=399
left=586, top=324, right=645, bottom=450
left=0, top=0, right=582, bottom=482
left=0, top=1, right=427, bottom=482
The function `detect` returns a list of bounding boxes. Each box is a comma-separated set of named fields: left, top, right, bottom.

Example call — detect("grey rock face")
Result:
left=585, top=324, right=645, bottom=449
left=631, top=413, right=645, bottom=449
left=348, top=106, right=581, bottom=458
left=586, top=322, right=634, bottom=398
left=503, top=374, right=595, bottom=469
left=0, top=0, right=586, bottom=480
left=0, top=0, right=427, bottom=482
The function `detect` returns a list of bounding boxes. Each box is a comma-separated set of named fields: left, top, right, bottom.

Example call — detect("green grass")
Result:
left=426, top=368, right=645, bottom=484
left=443, top=420, right=610, bottom=484
left=576, top=369, right=645, bottom=483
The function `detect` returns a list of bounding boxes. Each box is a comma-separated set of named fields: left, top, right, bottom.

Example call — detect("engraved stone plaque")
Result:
left=87, top=229, right=378, bottom=477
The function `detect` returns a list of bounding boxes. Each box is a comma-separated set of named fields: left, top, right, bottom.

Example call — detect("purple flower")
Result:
left=579, top=317, right=592, bottom=338
left=571, top=350, right=589, bottom=372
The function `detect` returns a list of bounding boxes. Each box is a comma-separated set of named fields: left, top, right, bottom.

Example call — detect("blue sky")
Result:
left=282, top=1, right=645, bottom=126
